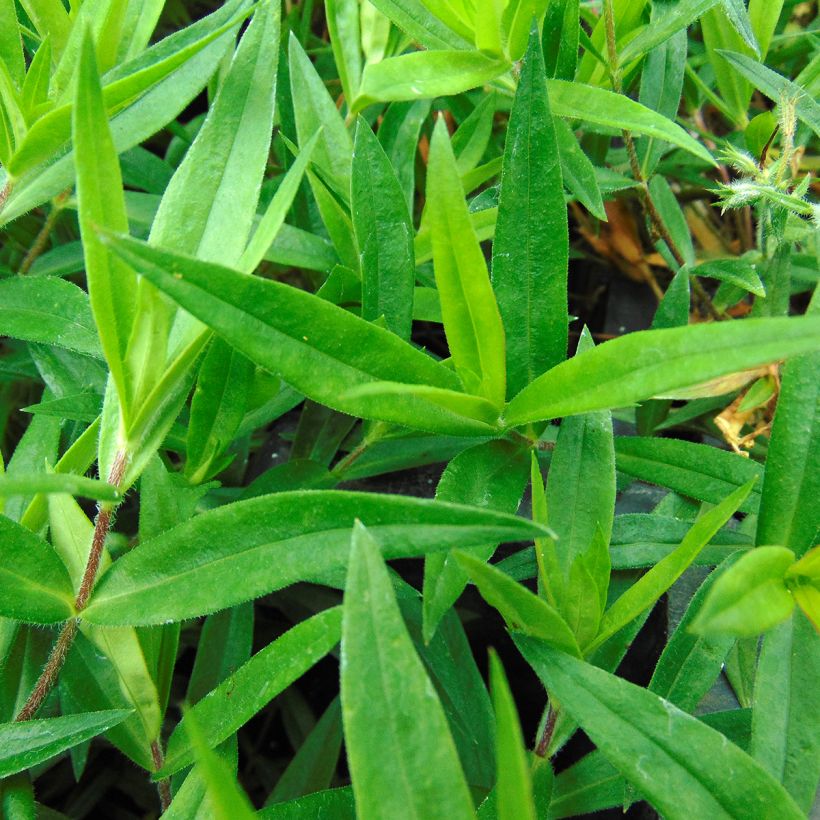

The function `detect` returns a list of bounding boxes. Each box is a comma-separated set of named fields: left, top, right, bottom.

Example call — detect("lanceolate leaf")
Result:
left=504, top=316, right=820, bottom=427
left=159, top=609, right=342, bottom=776
left=756, top=327, right=820, bottom=556
left=489, top=652, right=537, bottom=820
left=341, top=523, right=475, bottom=820
left=0, top=514, right=75, bottom=624
left=101, top=233, right=493, bottom=436
left=0, top=277, right=102, bottom=359
left=751, top=616, right=820, bottom=813
left=587, top=481, right=754, bottom=654
left=352, top=118, right=415, bottom=339
left=354, top=51, right=509, bottom=111
left=614, top=437, right=762, bottom=514
left=428, top=118, right=506, bottom=405
left=493, top=27, right=568, bottom=397
left=0, top=0, right=250, bottom=225
left=423, top=439, right=529, bottom=642
left=82, top=491, right=549, bottom=625
left=515, top=637, right=805, bottom=820
left=73, top=31, right=137, bottom=415
left=0, top=711, right=132, bottom=778
left=546, top=79, right=715, bottom=165
left=150, top=0, right=280, bottom=267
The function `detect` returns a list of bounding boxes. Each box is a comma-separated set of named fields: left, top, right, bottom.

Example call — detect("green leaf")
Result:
left=354, top=51, right=509, bottom=111
left=0, top=473, right=119, bottom=502
left=515, top=637, right=805, bottom=819
left=18, top=0, right=70, bottom=62
left=352, top=118, right=415, bottom=339
left=493, top=28, right=568, bottom=397
left=378, top=99, right=432, bottom=214
left=365, top=0, right=470, bottom=50
left=455, top=551, right=580, bottom=656
left=687, top=258, right=766, bottom=297
left=489, top=651, right=537, bottom=820
left=288, top=33, right=352, bottom=196
left=259, top=788, right=356, bottom=819
left=554, top=117, right=606, bottom=221
left=504, top=316, right=820, bottom=427
left=0, top=0, right=24, bottom=90
left=648, top=553, right=740, bottom=711
left=0, top=277, right=102, bottom=359
left=21, top=36, right=51, bottom=119
left=717, top=50, right=820, bottom=138
left=7, top=0, right=253, bottom=182
left=240, top=130, right=320, bottom=274
left=1, top=0, right=250, bottom=225
left=751, top=615, right=820, bottom=812
left=159, top=608, right=342, bottom=776
left=185, top=338, right=253, bottom=483
left=614, top=437, right=763, bottom=514
left=151, top=0, right=280, bottom=267
left=82, top=490, right=549, bottom=625
left=428, top=117, right=506, bottom=405
left=0, top=710, right=132, bottom=778
left=73, top=31, right=137, bottom=415
left=756, top=320, right=819, bottom=557
left=182, top=712, right=256, bottom=820
left=341, top=522, right=475, bottom=820
left=691, top=547, right=795, bottom=637
left=587, top=481, right=755, bottom=654
left=266, top=698, right=343, bottom=803
left=0, top=514, right=75, bottom=624
left=546, top=79, right=715, bottom=166
left=326, top=0, right=362, bottom=103
left=619, top=0, right=722, bottom=64
left=547, top=331, right=615, bottom=580
left=423, top=439, right=529, bottom=642
left=101, top=232, right=494, bottom=436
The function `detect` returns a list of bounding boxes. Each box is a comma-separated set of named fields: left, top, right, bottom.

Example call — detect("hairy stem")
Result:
left=151, top=740, right=173, bottom=813
left=18, top=196, right=65, bottom=275
left=14, top=451, right=129, bottom=722
left=535, top=705, right=558, bottom=758
left=14, top=620, right=79, bottom=722
left=602, top=0, right=722, bottom=321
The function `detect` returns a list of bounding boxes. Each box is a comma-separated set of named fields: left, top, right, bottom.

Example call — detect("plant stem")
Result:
left=535, top=705, right=558, bottom=758
left=14, top=620, right=79, bottom=722
left=151, top=740, right=172, bottom=813
left=602, top=0, right=723, bottom=321
left=18, top=193, right=68, bottom=275
left=14, top=451, right=129, bottom=722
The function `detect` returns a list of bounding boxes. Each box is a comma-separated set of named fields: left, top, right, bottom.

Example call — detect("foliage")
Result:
left=0, top=0, right=818, bottom=817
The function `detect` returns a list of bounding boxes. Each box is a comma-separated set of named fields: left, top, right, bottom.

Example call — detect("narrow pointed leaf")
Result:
left=73, top=31, right=136, bottom=413
left=515, top=637, right=804, bottom=820
left=504, top=317, right=820, bottom=426
left=0, top=277, right=102, bottom=359
left=546, top=79, right=715, bottom=165
left=489, top=652, right=537, bottom=820
left=352, top=118, right=415, bottom=339
left=493, top=28, right=568, bottom=396
left=102, top=233, right=493, bottom=436
left=160, top=608, right=342, bottom=776
left=151, top=0, right=280, bottom=266
left=0, top=515, right=75, bottom=624
left=354, top=51, right=509, bottom=110
left=587, top=481, right=755, bottom=653
left=82, top=491, right=550, bottom=625
left=428, top=118, right=506, bottom=405
left=342, top=522, right=475, bottom=819
left=0, top=710, right=132, bottom=778
left=456, top=551, right=581, bottom=657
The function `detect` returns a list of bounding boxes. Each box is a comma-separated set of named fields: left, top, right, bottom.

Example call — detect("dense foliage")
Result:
left=0, top=0, right=818, bottom=817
